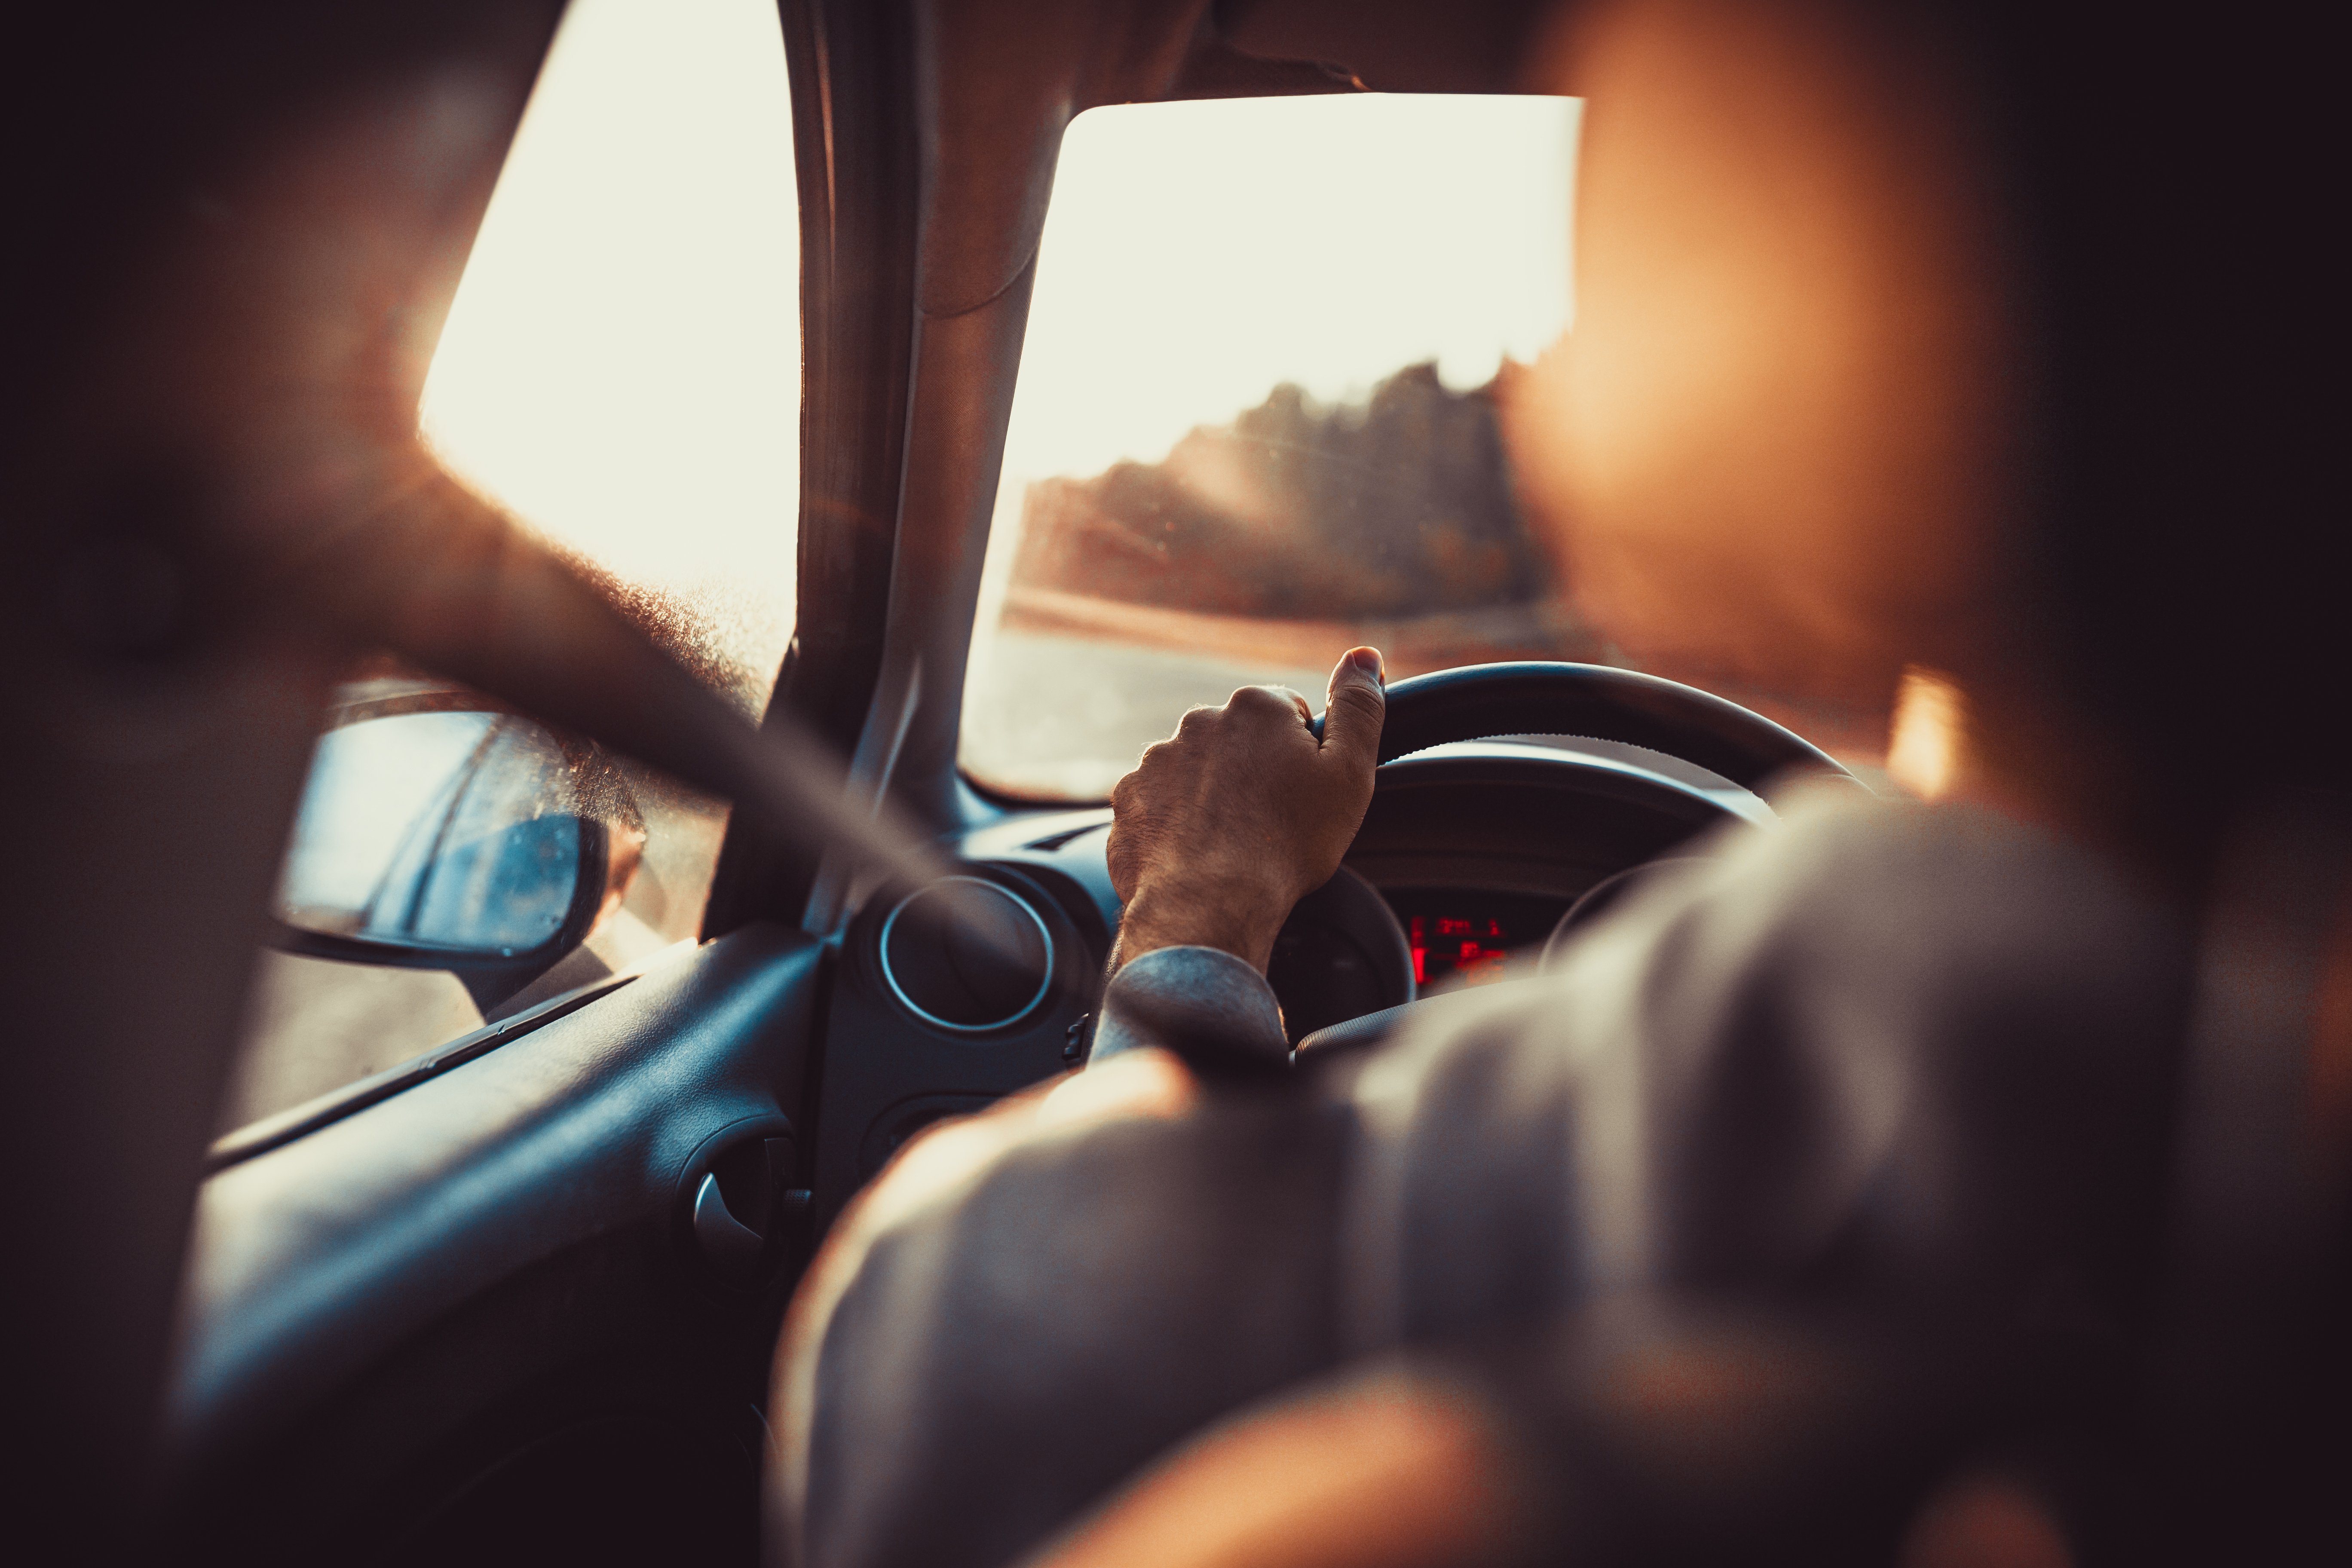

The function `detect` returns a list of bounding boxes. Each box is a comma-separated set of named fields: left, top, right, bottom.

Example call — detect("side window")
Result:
left=220, top=0, right=801, bottom=1134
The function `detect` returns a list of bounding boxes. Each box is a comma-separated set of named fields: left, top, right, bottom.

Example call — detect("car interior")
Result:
left=16, top=0, right=2312, bottom=1563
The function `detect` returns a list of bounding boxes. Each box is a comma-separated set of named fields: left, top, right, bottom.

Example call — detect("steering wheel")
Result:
left=1314, top=660, right=1852, bottom=787
left=1282, top=662, right=1856, bottom=1057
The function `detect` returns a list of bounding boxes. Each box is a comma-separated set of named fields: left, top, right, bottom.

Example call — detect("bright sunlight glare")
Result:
left=1002, top=94, right=1579, bottom=482
left=419, top=0, right=800, bottom=710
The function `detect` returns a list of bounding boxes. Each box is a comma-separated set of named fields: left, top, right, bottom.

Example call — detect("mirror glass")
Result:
left=275, top=711, right=599, bottom=956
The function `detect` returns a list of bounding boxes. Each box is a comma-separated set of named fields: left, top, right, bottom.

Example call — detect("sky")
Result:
left=1001, top=93, right=1581, bottom=483
left=418, top=0, right=801, bottom=704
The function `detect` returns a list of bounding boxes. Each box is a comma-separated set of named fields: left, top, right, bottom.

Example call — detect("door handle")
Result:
left=693, top=1171, right=766, bottom=1277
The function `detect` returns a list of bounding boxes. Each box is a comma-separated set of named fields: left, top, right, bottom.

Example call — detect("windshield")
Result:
left=962, top=95, right=1575, bottom=800
left=960, top=95, right=1884, bottom=802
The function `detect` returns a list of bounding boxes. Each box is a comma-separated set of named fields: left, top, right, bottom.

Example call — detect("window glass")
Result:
left=221, top=0, right=800, bottom=1133
left=959, top=95, right=1880, bottom=802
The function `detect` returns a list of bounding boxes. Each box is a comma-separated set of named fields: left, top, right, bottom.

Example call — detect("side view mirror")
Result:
left=270, top=688, right=640, bottom=1009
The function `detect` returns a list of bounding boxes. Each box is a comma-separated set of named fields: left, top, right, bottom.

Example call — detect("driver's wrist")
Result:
left=1112, top=875, right=1295, bottom=975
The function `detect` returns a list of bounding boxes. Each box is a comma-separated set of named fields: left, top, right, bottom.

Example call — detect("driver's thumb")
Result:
left=1322, top=646, right=1386, bottom=773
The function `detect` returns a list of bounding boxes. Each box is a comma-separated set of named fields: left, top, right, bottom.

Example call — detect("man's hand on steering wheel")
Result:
left=1106, top=647, right=1386, bottom=974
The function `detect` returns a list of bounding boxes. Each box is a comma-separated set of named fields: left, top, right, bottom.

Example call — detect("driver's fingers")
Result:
left=1228, top=684, right=1313, bottom=732
left=1321, top=647, right=1386, bottom=775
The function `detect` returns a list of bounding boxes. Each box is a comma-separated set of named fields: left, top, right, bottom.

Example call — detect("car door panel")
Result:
left=165, top=922, right=823, bottom=1561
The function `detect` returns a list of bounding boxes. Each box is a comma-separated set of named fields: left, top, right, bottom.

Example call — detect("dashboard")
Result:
left=803, top=740, right=1768, bottom=1217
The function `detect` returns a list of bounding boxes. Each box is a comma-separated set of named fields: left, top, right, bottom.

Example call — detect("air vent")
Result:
left=878, top=876, right=1055, bottom=1033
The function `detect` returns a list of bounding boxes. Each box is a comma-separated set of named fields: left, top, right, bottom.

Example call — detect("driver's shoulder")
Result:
left=1354, top=785, right=2193, bottom=1132
left=1724, top=785, right=2195, bottom=1020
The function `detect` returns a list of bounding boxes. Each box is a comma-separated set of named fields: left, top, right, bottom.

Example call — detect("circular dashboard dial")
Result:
left=879, top=876, right=1056, bottom=1033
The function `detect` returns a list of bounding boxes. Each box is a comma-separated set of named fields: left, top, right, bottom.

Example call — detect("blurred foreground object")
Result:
left=0, top=3, right=933, bottom=1555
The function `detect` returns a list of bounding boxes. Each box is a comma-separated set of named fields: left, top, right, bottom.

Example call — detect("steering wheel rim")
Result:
left=1280, top=662, right=1854, bottom=1064
left=1314, top=661, right=1855, bottom=790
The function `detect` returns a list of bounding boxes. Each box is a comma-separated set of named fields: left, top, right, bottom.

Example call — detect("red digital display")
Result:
left=1392, top=892, right=1574, bottom=989
left=1409, top=913, right=1513, bottom=986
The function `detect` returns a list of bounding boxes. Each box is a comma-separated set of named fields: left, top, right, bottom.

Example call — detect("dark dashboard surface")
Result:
left=807, top=741, right=1770, bottom=1221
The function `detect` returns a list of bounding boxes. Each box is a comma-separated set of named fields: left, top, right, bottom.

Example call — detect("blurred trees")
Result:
left=1011, top=362, right=1553, bottom=619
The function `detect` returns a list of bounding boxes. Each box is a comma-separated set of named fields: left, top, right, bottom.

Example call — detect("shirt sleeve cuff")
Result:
left=1090, top=945, right=1290, bottom=1074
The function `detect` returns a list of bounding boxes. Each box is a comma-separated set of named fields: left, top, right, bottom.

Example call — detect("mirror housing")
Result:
left=270, top=685, right=638, bottom=1008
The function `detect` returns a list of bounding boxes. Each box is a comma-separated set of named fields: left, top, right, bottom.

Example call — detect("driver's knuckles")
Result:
left=1123, top=740, right=1175, bottom=781
left=1173, top=704, right=1224, bottom=740
left=1240, top=686, right=1303, bottom=716
left=1227, top=683, right=1306, bottom=721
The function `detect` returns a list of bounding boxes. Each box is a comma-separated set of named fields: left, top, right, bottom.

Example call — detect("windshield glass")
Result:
left=962, top=95, right=1573, bottom=800
left=960, top=95, right=1883, bottom=802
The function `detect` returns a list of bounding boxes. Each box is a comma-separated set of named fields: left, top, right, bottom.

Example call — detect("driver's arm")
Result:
left=1085, top=648, right=1386, bottom=1070
left=1107, top=648, right=1387, bottom=974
